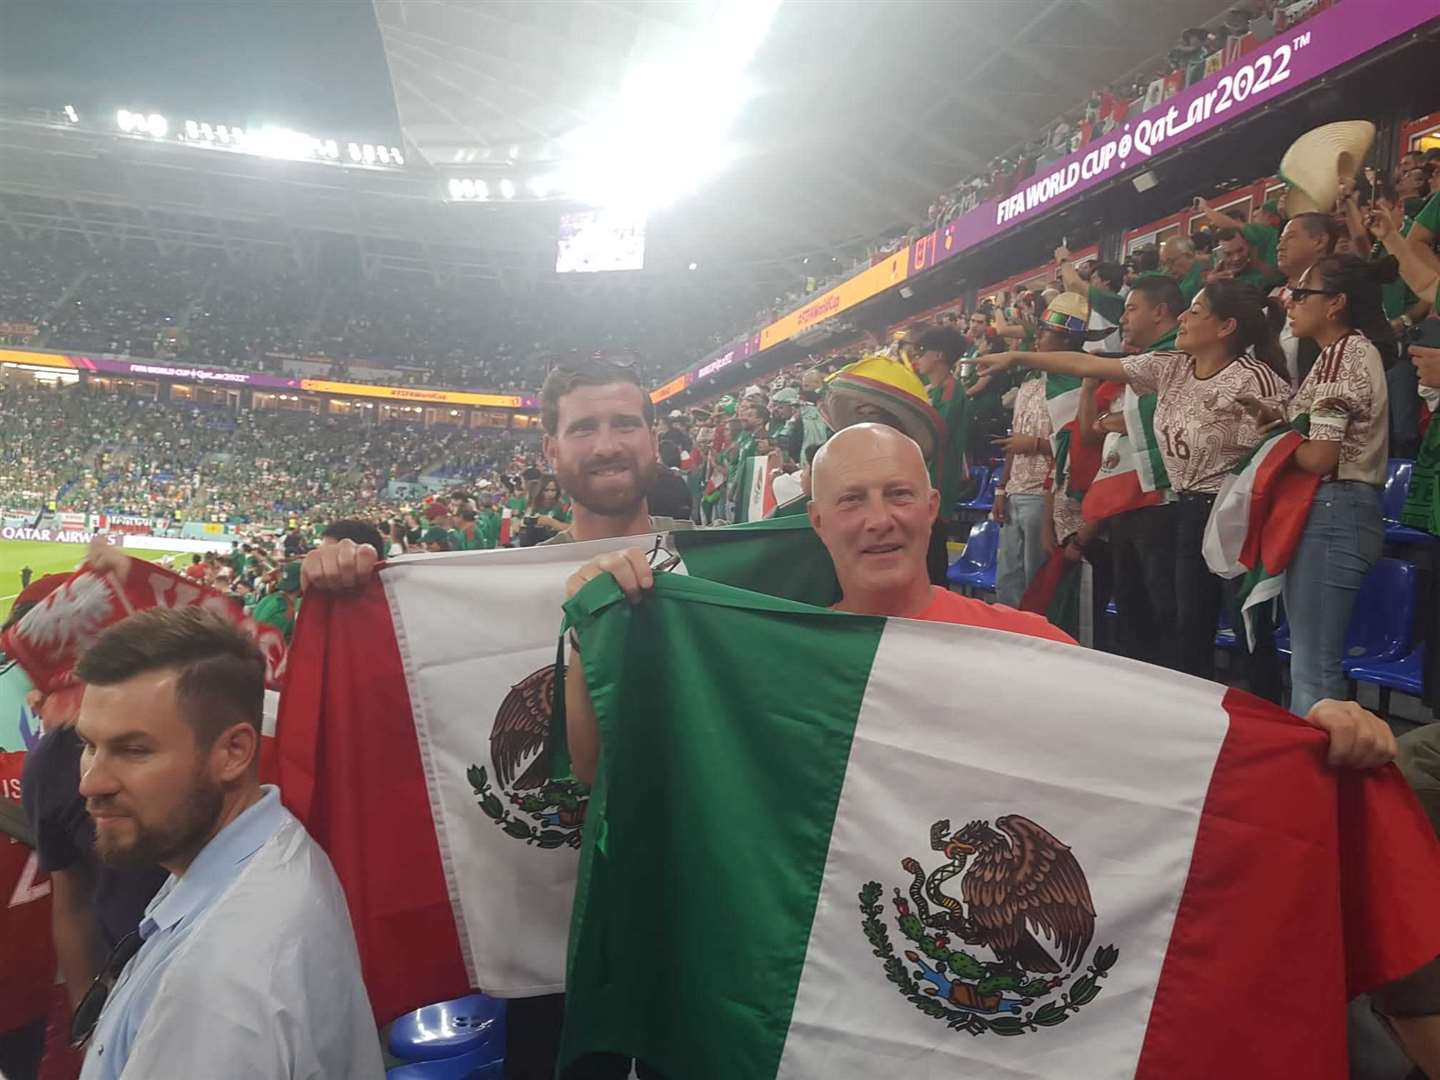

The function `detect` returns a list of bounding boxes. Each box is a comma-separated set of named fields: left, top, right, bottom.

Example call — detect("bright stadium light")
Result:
left=499, top=178, right=516, bottom=199
left=347, top=142, right=361, bottom=162
left=200, top=122, right=214, bottom=140
left=377, top=145, right=391, bottom=163
left=324, top=139, right=339, bottom=159
left=247, top=125, right=322, bottom=161
left=554, top=0, right=778, bottom=212
left=391, top=147, right=405, bottom=166
left=216, top=124, right=231, bottom=143
left=361, top=143, right=376, bottom=163
left=184, top=119, right=200, bottom=139
left=116, top=109, right=135, bottom=132
left=474, top=180, right=489, bottom=199
left=146, top=113, right=167, bottom=137
left=64, top=104, right=79, bottom=123
left=459, top=178, right=476, bottom=198
left=448, top=178, right=463, bottom=199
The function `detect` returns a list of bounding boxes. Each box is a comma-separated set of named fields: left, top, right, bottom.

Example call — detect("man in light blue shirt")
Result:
left=71, top=606, right=383, bottom=1079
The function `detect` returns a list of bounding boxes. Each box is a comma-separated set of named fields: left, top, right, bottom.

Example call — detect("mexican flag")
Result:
left=1203, top=420, right=1319, bottom=642
left=560, top=573, right=1440, bottom=1078
left=1045, top=373, right=1083, bottom=498
left=1082, top=388, right=1172, bottom=522
left=733, top=454, right=777, bottom=523
left=276, top=526, right=832, bottom=1022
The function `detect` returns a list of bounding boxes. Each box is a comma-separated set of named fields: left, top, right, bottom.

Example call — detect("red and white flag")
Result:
left=1203, top=422, right=1320, bottom=641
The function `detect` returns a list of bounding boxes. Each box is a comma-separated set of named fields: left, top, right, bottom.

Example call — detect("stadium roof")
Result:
left=0, top=0, right=1227, bottom=290
left=376, top=0, right=1227, bottom=258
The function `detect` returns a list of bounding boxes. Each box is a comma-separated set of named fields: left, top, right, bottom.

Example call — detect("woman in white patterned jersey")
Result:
left=1246, top=255, right=1394, bottom=716
left=979, top=281, right=1291, bottom=680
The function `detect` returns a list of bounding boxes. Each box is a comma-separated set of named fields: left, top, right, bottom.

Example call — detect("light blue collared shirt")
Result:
left=80, top=785, right=383, bottom=1079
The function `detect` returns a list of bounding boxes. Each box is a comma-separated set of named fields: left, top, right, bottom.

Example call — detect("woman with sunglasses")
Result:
left=979, top=281, right=1291, bottom=679
left=1245, top=256, right=1395, bottom=715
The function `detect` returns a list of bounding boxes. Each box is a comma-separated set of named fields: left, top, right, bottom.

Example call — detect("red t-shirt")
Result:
left=912, top=586, right=1076, bottom=644
left=0, top=752, right=55, bottom=1032
left=184, top=563, right=206, bottom=581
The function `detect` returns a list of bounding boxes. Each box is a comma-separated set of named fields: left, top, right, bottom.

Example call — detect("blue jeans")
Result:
left=1283, top=481, right=1384, bottom=717
left=996, top=493, right=1048, bottom=608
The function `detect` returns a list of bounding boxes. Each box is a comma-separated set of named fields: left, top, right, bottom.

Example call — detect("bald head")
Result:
left=811, top=424, right=929, bottom=503
left=808, top=424, right=939, bottom=616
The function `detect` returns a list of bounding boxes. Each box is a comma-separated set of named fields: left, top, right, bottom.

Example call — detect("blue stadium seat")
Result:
left=947, top=520, right=999, bottom=594
left=1340, top=557, right=1416, bottom=673
left=1347, top=645, right=1424, bottom=718
left=963, top=466, right=999, bottom=511
left=387, top=1045, right=503, bottom=1079
left=1382, top=459, right=1434, bottom=545
left=388, top=993, right=506, bottom=1064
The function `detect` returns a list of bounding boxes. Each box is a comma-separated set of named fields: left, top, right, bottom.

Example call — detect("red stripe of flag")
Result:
left=278, top=580, right=470, bottom=1023
left=1237, top=431, right=1304, bottom=571
left=1135, top=688, right=1440, bottom=1078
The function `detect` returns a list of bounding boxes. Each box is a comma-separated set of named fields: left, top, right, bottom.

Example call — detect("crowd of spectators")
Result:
left=0, top=240, right=722, bottom=395
left=0, top=383, right=538, bottom=529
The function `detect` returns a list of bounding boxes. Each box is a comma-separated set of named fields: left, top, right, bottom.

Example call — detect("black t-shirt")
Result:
left=648, top=468, right=693, bottom=521
left=21, top=726, right=167, bottom=948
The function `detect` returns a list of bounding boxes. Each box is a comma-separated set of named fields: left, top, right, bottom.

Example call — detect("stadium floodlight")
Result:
left=200, top=122, right=214, bottom=140
left=553, top=0, right=777, bottom=212
left=459, top=178, right=477, bottom=199
left=391, top=147, right=405, bottom=166
left=361, top=143, right=376, bottom=163
left=688, top=262, right=698, bottom=271
left=377, top=145, right=391, bottom=163
left=448, top=178, right=464, bottom=199
left=499, top=178, right=516, bottom=199
left=231, top=127, right=247, bottom=145
left=146, top=113, right=167, bottom=137
left=64, top=105, right=79, bottom=123
left=184, top=119, right=200, bottom=139
left=217, top=124, right=231, bottom=143
left=116, top=109, right=135, bottom=132
left=247, top=125, right=320, bottom=161
left=324, top=139, right=339, bottom=160
left=474, top=180, right=489, bottom=200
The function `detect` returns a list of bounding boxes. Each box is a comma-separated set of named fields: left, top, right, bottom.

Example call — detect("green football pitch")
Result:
left=0, top=539, right=190, bottom=607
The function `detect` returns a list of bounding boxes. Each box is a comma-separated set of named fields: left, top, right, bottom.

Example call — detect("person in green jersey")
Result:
left=251, top=560, right=302, bottom=642
left=1055, top=248, right=1127, bottom=352
left=1210, top=226, right=1284, bottom=292
left=1160, top=235, right=1209, bottom=305
left=912, top=325, right=970, bottom=585
left=1193, top=197, right=1281, bottom=283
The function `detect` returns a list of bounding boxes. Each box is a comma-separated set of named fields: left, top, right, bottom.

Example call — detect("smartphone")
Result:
left=1412, top=318, right=1440, bottom=349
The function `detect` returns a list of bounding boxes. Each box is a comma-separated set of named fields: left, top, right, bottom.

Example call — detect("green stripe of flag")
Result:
left=672, top=516, right=840, bottom=607
left=561, top=574, right=884, bottom=1077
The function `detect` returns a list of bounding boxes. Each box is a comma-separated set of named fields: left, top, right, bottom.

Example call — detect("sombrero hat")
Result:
left=821, top=353, right=943, bottom=461
left=1039, top=291, right=1113, bottom=342
left=1278, top=120, right=1375, bottom=215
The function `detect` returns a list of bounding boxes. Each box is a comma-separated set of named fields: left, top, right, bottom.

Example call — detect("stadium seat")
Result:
left=388, top=993, right=506, bottom=1064
left=1347, top=645, right=1424, bottom=718
left=1340, top=557, right=1416, bottom=674
left=386, top=1045, right=503, bottom=1079
left=962, top=466, right=998, bottom=512
left=1381, top=459, right=1433, bottom=545
left=947, top=520, right=999, bottom=595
